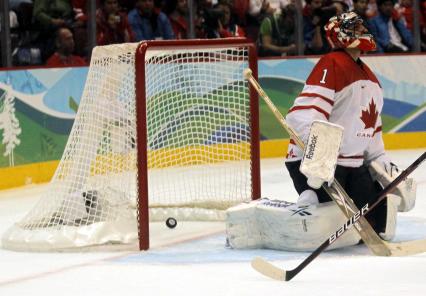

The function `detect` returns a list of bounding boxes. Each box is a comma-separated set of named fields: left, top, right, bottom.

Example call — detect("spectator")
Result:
left=245, top=0, right=275, bottom=41
left=352, top=0, right=370, bottom=23
left=97, top=0, right=135, bottom=45
left=249, top=0, right=275, bottom=18
left=351, top=0, right=375, bottom=37
left=165, top=0, right=189, bottom=39
left=303, top=0, right=348, bottom=54
left=46, top=27, right=86, bottom=66
left=128, top=0, right=175, bottom=40
left=32, top=0, right=76, bottom=61
left=8, top=2, right=45, bottom=66
left=194, top=0, right=213, bottom=38
left=269, top=0, right=292, bottom=12
left=303, top=0, right=327, bottom=54
left=368, top=0, right=413, bottom=52
left=10, top=1, right=34, bottom=36
left=204, top=2, right=245, bottom=38
left=366, top=0, right=378, bottom=17
left=9, top=10, right=20, bottom=46
left=32, top=0, right=75, bottom=31
left=232, top=0, right=250, bottom=26
left=321, top=0, right=349, bottom=21
left=0, top=10, right=19, bottom=49
left=71, top=0, right=89, bottom=24
left=396, top=0, right=426, bottom=50
left=70, top=0, right=93, bottom=58
left=396, top=0, right=425, bottom=31
left=2, top=11, right=19, bottom=31
left=257, top=4, right=297, bottom=56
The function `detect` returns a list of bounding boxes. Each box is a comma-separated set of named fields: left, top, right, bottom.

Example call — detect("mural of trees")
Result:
left=0, top=85, right=22, bottom=167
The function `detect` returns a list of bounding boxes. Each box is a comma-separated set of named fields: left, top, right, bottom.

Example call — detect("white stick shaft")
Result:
left=244, top=70, right=305, bottom=148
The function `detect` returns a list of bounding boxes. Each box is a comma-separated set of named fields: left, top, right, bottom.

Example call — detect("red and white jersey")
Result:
left=286, top=50, right=386, bottom=167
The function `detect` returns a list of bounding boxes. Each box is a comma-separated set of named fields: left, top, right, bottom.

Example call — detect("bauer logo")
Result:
left=306, top=135, right=318, bottom=160
left=329, top=204, right=369, bottom=244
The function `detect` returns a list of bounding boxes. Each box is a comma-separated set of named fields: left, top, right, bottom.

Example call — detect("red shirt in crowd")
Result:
left=46, top=53, right=87, bottom=67
left=169, top=15, right=188, bottom=39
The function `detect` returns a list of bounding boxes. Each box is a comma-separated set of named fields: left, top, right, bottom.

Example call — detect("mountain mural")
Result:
left=0, top=55, right=425, bottom=169
left=259, top=59, right=316, bottom=82
left=377, top=75, right=426, bottom=106
left=0, top=70, right=78, bottom=167
left=0, top=71, right=46, bottom=94
left=43, top=67, right=88, bottom=114
left=382, top=98, right=417, bottom=118
left=398, top=111, right=426, bottom=132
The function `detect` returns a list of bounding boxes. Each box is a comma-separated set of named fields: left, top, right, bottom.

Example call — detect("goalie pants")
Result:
left=285, top=161, right=387, bottom=234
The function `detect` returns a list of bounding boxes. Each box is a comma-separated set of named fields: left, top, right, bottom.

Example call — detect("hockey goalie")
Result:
left=226, top=12, right=417, bottom=252
left=226, top=121, right=416, bottom=251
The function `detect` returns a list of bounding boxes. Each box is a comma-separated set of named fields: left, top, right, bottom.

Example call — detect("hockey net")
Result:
left=2, top=39, right=260, bottom=251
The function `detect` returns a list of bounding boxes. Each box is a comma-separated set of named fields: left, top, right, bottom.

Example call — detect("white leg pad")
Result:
left=225, top=202, right=262, bottom=249
left=369, top=160, right=417, bottom=212
left=226, top=198, right=360, bottom=251
left=379, top=194, right=400, bottom=241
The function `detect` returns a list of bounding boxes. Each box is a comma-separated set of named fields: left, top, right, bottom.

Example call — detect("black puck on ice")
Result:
left=166, top=217, right=177, bottom=229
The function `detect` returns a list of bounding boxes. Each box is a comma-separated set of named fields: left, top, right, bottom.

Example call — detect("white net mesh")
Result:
left=2, top=41, right=256, bottom=251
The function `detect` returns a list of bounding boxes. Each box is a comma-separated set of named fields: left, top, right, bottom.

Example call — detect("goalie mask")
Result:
left=324, top=12, right=376, bottom=52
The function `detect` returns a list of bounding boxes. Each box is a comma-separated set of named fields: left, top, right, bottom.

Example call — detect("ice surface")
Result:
left=0, top=149, right=425, bottom=295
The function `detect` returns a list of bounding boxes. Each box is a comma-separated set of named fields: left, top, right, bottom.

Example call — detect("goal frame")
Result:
left=135, top=38, right=261, bottom=250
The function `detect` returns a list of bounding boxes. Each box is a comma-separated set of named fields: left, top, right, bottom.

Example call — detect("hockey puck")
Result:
left=166, top=217, right=177, bottom=229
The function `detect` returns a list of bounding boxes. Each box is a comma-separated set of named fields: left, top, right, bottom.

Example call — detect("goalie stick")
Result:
left=251, top=151, right=426, bottom=281
left=243, top=68, right=426, bottom=257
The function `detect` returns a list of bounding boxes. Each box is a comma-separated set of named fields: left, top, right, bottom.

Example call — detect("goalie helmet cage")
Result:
left=2, top=38, right=260, bottom=252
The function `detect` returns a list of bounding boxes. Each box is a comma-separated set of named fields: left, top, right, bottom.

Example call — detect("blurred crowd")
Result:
left=1, top=0, right=426, bottom=67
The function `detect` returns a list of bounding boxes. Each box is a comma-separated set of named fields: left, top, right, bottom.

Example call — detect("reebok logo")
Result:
left=290, top=207, right=312, bottom=216
left=306, top=135, right=318, bottom=160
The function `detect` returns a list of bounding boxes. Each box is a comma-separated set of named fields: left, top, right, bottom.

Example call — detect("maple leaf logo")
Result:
left=360, top=99, right=378, bottom=129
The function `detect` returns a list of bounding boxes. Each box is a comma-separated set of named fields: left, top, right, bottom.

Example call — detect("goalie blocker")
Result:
left=300, top=120, right=343, bottom=189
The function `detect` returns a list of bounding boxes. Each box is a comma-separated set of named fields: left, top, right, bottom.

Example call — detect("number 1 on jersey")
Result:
left=320, top=69, right=328, bottom=84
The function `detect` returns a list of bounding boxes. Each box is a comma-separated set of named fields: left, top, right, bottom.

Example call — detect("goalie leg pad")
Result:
left=226, top=198, right=360, bottom=252
left=369, top=160, right=417, bottom=212
left=225, top=201, right=263, bottom=249
left=379, top=194, right=400, bottom=241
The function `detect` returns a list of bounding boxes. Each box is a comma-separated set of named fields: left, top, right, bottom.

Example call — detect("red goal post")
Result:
left=136, top=38, right=261, bottom=250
